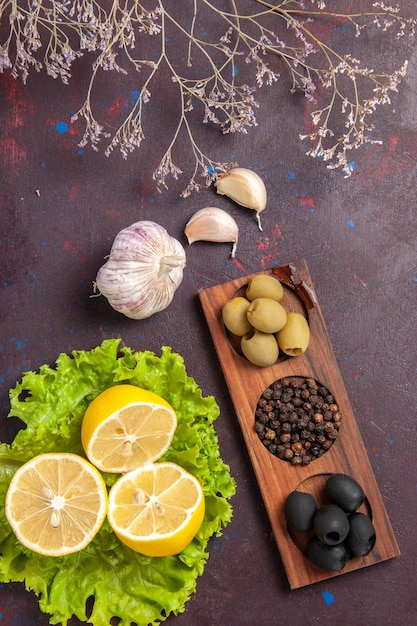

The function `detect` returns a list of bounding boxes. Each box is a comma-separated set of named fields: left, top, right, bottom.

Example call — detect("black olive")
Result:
left=314, top=504, right=350, bottom=545
left=284, top=490, right=318, bottom=532
left=307, top=536, right=349, bottom=572
left=345, top=512, right=376, bottom=556
left=325, top=473, right=365, bottom=513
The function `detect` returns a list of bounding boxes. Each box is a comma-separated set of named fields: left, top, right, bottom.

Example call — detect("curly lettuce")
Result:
left=0, top=339, right=235, bottom=625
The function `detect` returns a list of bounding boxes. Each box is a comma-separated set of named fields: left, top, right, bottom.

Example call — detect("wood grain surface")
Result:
left=199, top=260, right=400, bottom=588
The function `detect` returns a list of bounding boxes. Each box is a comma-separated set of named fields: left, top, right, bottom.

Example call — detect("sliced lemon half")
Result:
left=107, top=462, right=205, bottom=557
left=5, top=452, right=108, bottom=557
left=81, top=385, right=177, bottom=473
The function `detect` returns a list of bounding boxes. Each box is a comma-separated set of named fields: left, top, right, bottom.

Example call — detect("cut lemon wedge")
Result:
left=107, top=462, right=205, bottom=556
left=5, top=452, right=108, bottom=557
left=81, top=385, right=177, bottom=473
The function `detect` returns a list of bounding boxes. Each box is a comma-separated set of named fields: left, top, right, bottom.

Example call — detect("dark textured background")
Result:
left=1, top=2, right=416, bottom=624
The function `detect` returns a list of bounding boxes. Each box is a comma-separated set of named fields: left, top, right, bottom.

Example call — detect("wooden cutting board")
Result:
left=199, top=259, right=400, bottom=589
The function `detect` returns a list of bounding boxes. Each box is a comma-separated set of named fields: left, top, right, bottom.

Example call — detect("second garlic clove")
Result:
left=184, top=207, right=239, bottom=258
left=215, top=167, right=267, bottom=231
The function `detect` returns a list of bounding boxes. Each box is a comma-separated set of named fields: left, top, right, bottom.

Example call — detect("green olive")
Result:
left=247, top=298, right=287, bottom=334
left=222, top=296, right=252, bottom=336
left=246, top=274, right=284, bottom=302
left=241, top=329, right=279, bottom=367
left=276, top=312, right=310, bottom=356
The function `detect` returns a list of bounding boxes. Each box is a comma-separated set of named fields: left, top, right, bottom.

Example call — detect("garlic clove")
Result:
left=215, top=167, right=267, bottom=231
left=184, top=207, right=239, bottom=258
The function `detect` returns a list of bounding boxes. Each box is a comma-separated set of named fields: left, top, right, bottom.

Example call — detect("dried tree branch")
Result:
left=0, top=1, right=415, bottom=190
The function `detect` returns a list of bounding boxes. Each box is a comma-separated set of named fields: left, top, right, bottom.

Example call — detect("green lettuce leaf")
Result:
left=0, top=339, right=235, bottom=625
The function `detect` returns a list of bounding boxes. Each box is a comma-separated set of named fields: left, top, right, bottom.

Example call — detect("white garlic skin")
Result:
left=215, top=167, right=267, bottom=230
left=184, top=207, right=238, bottom=257
left=96, top=221, right=186, bottom=320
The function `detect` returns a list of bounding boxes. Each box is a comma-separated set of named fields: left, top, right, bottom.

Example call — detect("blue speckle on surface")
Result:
left=321, top=591, right=334, bottom=606
left=348, top=220, right=355, bottom=228
left=130, top=90, right=141, bottom=104
left=55, top=121, right=69, bottom=133
left=78, top=149, right=84, bottom=155
left=41, top=241, right=47, bottom=246
left=11, top=338, right=25, bottom=349
left=207, top=165, right=219, bottom=177
left=348, top=160, right=357, bottom=171
left=333, top=23, right=353, bottom=35
left=289, top=172, right=295, bottom=180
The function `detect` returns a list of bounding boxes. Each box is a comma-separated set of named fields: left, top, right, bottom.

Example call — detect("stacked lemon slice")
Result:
left=6, top=384, right=204, bottom=557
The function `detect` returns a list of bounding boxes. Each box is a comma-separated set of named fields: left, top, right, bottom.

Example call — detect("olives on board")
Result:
left=222, top=296, right=252, bottom=336
left=314, top=504, right=350, bottom=545
left=284, top=473, right=376, bottom=572
left=221, top=273, right=311, bottom=366
left=345, top=513, right=376, bottom=556
left=307, top=536, right=349, bottom=572
left=241, top=329, right=279, bottom=367
left=246, top=274, right=284, bottom=302
left=276, top=312, right=310, bottom=356
left=325, top=473, right=365, bottom=514
left=247, top=298, right=287, bottom=334
left=284, top=491, right=317, bottom=532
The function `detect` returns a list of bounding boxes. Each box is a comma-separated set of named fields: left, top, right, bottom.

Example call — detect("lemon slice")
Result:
left=107, top=462, right=205, bottom=556
left=81, top=385, right=177, bottom=473
left=5, top=452, right=108, bottom=557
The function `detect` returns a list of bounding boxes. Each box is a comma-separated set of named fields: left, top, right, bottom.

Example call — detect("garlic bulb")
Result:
left=215, top=167, right=267, bottom=231
left=96, top=221, right=186, bottom=319
left=184, top=207, right=239, bottom=258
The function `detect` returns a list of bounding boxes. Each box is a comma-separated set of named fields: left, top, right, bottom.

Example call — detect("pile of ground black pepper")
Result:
left=254, top=377, right=341, bottom=465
